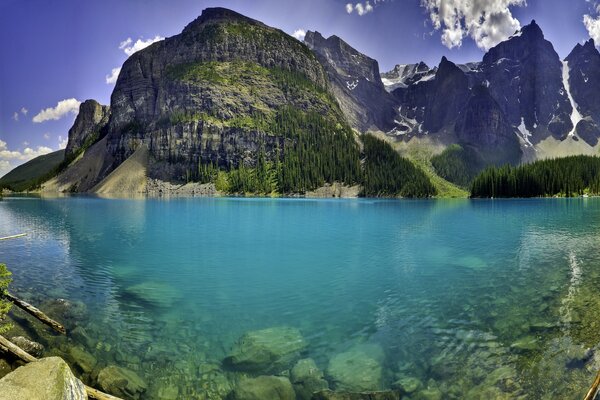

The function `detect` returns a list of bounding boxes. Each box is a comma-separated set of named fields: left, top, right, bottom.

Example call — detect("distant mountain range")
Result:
left=3, top=10, right=600, bottom=196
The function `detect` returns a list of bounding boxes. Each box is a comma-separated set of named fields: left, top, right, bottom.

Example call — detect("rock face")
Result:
left=65, top=100, right=110, bottom=158
left=304, top=31, right=398, bottom=132
left=326, top=344, right=384, bottom=392
left=106, top=7, right=335, bottom=180
left=224, top=326, right=307, bottom=373
left=231, top=376, right=296, bottom=400
left=97, top=365, right=147, bottom=399
left=0, top=357, right=86, bottom=400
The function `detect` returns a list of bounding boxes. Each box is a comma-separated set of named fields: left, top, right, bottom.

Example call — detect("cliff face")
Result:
left=304, top=31, right=397, bottom=133
left=65, top=100, right=109, bottom=158
left=105, top=7, right=337, bottom=181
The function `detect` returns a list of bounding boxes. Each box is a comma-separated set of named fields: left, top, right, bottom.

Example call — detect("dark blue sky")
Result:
left=0, top=0, right=598, bottom=176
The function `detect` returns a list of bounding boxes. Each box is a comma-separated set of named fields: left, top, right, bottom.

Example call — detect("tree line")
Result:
left=471, top=155, right=600, bottom=197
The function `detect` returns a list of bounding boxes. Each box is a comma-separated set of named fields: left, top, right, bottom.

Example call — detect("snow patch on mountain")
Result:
left=562, top=60, right=583, bottom=137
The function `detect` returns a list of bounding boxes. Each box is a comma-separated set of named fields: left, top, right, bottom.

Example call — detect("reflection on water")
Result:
left=1, top=196, right=600, bottom=399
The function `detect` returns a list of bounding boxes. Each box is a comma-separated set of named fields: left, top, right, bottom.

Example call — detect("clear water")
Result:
left=1, top=196, right=600, bottom=399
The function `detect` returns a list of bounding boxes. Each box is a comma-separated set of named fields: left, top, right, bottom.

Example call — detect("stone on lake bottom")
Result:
left=311, top=389, right=400, bottom=400
left=231, top=375, right=296, bottom=400
left=97, top=365, right=147, bottom=399
left=326, top=344, right=384, bottom=392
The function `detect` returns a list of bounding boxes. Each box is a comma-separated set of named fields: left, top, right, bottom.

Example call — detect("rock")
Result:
left=65, top=99, right=110, bottom=158
left=510, top=336, right=540, bottom=353
left=392, top=376, right=422, bottom=394
left=291, top=358, right=329, bottom=400
left=311, top=389, right=400, bottom=400
left=0, top=356, right=86, bottom=400
left=123, top=281, right=182, bottom=308
left=70, top=327, right=95, bottom=349
left=0, top=359, right=12, bottom=379
left=231, top=375, right=295, bottom=400
left=224, top=327, right=307, bottom=373
left=414, top=387, right=443, bottom=400
left=10, top=336, right=44, bottom=358
left=97, top=365, right=147, bottom=399
left=43, top=299, right=87, bottom=329
left=326, top=344, right=384, bottom=392
left=67, top=346, right=97, bottom=374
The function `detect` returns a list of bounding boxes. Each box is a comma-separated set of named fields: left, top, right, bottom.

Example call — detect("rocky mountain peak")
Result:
left=566, top=39, right=599, bottom=62
left=182, top=7, right=261, bottom=33
left=521, top=19, right=544, bottom=39
left=65, top=100, right=109, bottom=158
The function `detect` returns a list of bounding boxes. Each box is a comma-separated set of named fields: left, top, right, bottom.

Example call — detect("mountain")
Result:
left=304, top=31, right=398, bottom=132
left=37, top=7, right=433, bottom=197
left=381, top=62, right=435, bottom=92
left=0, top=150, right=65, bottom=192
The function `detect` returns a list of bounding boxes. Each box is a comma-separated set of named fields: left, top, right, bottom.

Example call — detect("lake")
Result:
left=1, top=196, right=599, bottom=399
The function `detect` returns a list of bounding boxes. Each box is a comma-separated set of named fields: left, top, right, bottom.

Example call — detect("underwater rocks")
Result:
left=326, top=344, right=384, bottom=392
left=392, top=376, right=423, bottom=394
left=224, top=327, right=307, bottom=373
left=97, top=365, right=147, bottom=399
left=123, top=281, right=182, bottom=308
left=9, top=336, right=44, bottom=358
left=67, top=346, right=97, bottom=375
left=311, top=389, right=400, bottom=400
left=231, top=375, right=296, bottom=400
left=291, top=358, right=329, bottom=400
left=0, top=357, right=86, bottom=400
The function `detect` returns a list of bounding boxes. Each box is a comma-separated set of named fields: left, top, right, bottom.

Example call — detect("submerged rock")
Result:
left=326, top=344, right=384, bottom=392
left=0, top=356, right=86, bottom=400
left=311, top=389, right=400, bottom=400
left=392, top=376, right=423, bottom=394
left=10, top=336, right=44, bottom=358
left=224, top=327, right=307, bottom=373
left=67, top=346, right=97, bottom=374
left=97, top=365, right=147, bottom=399
left=123, top=281, right=182, bottom=308
left=291, top=358, right=329, bottom=400
left=231, top=375, right=295, bottom=400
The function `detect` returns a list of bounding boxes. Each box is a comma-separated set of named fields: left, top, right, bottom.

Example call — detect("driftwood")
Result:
left=0, top=233, right=27, bottom=241
left=0, top=335, right=122, bottom=400
left=3, top=292, right=66, bottom=335
left=584, top=370, right=600, bottom=400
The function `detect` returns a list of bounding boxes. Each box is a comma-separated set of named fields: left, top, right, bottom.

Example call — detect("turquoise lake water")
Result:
left=1, top=196, right=600, bottom=399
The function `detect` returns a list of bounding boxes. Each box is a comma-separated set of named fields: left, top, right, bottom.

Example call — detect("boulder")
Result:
left=231, top=375, right=295, bottom=400
left=0, top=357, right=86, bottom=400
left=311, top=389, right=400, bottom=400
left=10, top=336, right=44, bottom=358
left=224, top=327, right=307, bottom=373
left=123, top=282, right=181, bottom=308
left=291, top=358, right=329, bottom=400
left=97, top=365, right=147, bottom=399
left=326, top=344, right=384, bottom=391
left=67, top=346, right=97, bottom=374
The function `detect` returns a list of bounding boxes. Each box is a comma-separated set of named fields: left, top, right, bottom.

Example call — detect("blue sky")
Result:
left=1, top=0, right=599, bottom=176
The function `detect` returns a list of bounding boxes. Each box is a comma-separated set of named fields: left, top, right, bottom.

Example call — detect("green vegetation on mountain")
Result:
left=362, top=135, right=436, bottom=197
left=431, top=144, right=482, bottom=188
left=0, top=150, right=65, bottom=192
left=471, top=155, right=600, bottom=197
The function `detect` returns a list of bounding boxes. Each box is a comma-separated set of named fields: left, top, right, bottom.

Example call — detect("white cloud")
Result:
left=58, top=135, right=68, bottom=150
left=22, top=141, right=29, bottom=146
left=420, top=0, right=526, bottom=50
left=32, top=98, right=81, bottom=123
left=0, top=139, right=54, bottom=178
left=292, top=29, right=306, bottom=41
left=105, top=67, right=121, bottom=85
left=12, top=112, right=19, bottom=122
left=43, top=133, right=51, bottom=140
left=584, top=12, right=600, bottom=44
left=119, top=35, right=164, bottom=57
left=347, top=1, right=374, bottom=16
left=21, top=107, right=28, bottom=116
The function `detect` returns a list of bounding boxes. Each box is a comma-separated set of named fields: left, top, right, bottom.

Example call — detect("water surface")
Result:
left=1, top=196, right=599, bottom=399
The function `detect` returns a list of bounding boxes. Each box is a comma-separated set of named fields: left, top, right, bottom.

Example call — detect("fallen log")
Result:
left=0, top=233, right=27, bottom=241
left=0, top=335, right=122, bottom=400
left=584, top=370, right=600, bottom=400
left=3, top=292, right=66, bottom=335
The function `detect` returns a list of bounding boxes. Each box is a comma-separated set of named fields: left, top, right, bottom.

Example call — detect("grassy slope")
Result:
left=0, top=150, right=65, bottom=191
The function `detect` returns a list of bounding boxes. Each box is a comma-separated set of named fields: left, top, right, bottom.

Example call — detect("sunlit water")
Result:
left=1, top=196, right=600, bottom=399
